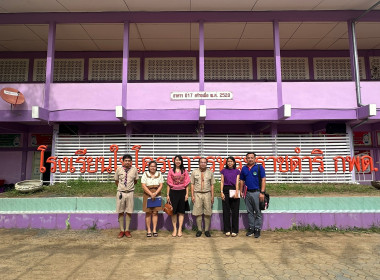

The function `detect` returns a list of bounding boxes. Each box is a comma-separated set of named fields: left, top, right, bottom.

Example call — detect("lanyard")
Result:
left=123, top=166, right=130, bottom=186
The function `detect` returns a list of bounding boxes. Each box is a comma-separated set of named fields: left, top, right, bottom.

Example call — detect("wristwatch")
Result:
left=260, top=191, right=265, bottom=194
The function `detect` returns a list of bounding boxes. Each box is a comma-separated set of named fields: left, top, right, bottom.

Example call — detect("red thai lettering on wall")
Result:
left=37, top=145, right=378, bottom=174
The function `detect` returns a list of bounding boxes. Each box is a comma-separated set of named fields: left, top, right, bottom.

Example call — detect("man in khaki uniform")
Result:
left=114, top=154, right=139, bottom=238
left=191, top=157, right=215, bottom=237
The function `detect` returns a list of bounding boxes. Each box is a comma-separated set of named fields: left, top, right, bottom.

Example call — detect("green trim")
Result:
left=0, top=197, right=379, bottom=213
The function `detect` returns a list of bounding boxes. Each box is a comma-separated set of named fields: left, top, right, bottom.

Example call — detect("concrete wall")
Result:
left=0, top=151, right=22, bottom=184
left=1, top=197, right=379, bottom=230
left=0, top=83, right=44, bottom=110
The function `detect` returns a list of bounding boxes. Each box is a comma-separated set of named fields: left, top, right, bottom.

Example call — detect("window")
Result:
left=144, top=57, right=196, bottom=80
left=88, top=58, right=140, bottom=81
left=257, top=57, right=309, bottom=80
left=205, top=57, right=253, bottom=80
left=33, top=59, right=84, bottom=82
left=0, top=59, right=29, bottom=82
left=313, top=57, right=366, bottom=80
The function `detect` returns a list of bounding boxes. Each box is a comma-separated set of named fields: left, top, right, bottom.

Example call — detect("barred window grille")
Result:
left=257, top=57, right=275, bottom=80
left=144, top=57, right=196, bottom=80
left=33, top=59, right=84, bottom=82
left=205, top=57, right=253, bottom=80
left=88, top=58, right=140, bottom=81
left=257, top=57, right=309, bottom=80
left=0, top=59, right=29, bottom=82
left=313, top=57, right=366, bottom=80
left=52, top=134, right=358, bottom=184
left=369, top=56, right=380, bottom=80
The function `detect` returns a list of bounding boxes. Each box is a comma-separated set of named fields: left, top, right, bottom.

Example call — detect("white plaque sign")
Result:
left=171, top=91, right=233, bottom=100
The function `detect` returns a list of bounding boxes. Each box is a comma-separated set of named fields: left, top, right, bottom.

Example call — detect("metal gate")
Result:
left=51, top=134, right=362, bottom=183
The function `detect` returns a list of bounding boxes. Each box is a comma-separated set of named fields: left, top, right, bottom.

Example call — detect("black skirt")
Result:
left=169, top=189, right=189, bottom=214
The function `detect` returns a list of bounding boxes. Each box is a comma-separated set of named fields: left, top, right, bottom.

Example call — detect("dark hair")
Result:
left=148, top=161, right=157, bottom=168
left=122, top=154, right=133, bottom=161
left=173, top=155, right=185, bottom=174
left=199, top=157, right=207, bottom=164
left=225, top=156, right=237, bottom=169
left=246, top=152, right=256, bottom=157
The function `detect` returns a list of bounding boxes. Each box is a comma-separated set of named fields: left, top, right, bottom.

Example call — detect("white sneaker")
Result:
left=231, top=233, right=237, bottom=237
left=225, top=232, right=231, bottom=236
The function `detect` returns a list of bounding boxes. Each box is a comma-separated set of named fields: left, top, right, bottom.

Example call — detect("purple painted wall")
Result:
left=25, top=151, right=35, bottom=181
left=4, top=81, right=378, bottom=114
left=203, top=82, right=277, bottom=109
left=47, top=82, right=279, bottom=111
left=49, top=83, right=121, bottom=110
left=1, top=212, right=379, bottom=230
left=1, top=10, right=380, bottom=25
left=127, top=83, right=199, bottom=109
left=361, top=82, right=380, bottom=107
left=0, top=151, right=22, bottom=184
left=1, top=81, right=379, bottom=123
left=282, top=82, right=357, bottom=109
left=0, top=83, right=44, bottom=110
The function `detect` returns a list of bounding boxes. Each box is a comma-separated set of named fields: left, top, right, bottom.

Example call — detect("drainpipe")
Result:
left=349, top=1, right=380, bottom=107
left=349, top=21, right=362, bottom=107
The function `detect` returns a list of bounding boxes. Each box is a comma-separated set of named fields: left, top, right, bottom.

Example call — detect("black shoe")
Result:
left=205, top=231, right=211, bottom=237
left=246, top=229, right=254, bottom=237
left=196, top=231, right=202, bottom=237
left=254, top=229, right=261, bottom=238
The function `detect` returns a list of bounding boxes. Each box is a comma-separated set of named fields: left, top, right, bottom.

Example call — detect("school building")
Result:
left=1, top=1, right=380, bottom=185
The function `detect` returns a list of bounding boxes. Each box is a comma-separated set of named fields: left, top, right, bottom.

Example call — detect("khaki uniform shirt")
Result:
left=191, top=168, right=215, bottom=193
left=114, top=166, right=139, bottom=192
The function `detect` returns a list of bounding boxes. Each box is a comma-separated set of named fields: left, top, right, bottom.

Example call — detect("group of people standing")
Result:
left=114, top=152, right=266, bottom=239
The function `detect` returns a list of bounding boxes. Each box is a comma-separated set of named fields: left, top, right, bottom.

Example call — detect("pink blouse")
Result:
left=167, top=169, right=190, bottom=190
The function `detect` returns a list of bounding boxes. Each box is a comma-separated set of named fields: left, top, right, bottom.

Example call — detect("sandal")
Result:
left=146, top=233, right=152, bottom=237
left=153, top=232, right=158, bottom=237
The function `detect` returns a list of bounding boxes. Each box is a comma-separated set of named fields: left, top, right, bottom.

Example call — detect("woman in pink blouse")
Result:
left=166, top=155, right=190, bottom=237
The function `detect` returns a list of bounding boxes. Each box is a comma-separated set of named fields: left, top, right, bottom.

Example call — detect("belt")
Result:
left=246, top=189, right=260, bottom=193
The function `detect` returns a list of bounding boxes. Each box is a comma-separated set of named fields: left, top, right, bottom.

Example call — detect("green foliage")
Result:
left=271, top=224, right=380, bottom=233
left=87, top=220, right=98, bottom=231
left=265, top=183, right=379, bottom=196
left=65, top=214, right=71, bottom=230
left=0, top=179, right=378, bottom=198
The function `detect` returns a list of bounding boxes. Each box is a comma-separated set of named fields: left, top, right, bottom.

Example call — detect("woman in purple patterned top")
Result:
left=220, top=156, right=241, bottom=237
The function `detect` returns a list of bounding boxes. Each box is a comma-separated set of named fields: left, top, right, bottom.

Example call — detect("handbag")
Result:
left=163, top=200, right=173, bottom=216
left=259, top=192, right=270, bottom=210
left=185, top=200, right=190, bottom=212
left=256, top=165, right=269, bottom=210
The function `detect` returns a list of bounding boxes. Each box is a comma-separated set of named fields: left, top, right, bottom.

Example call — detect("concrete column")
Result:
left=21, top=132, right=28, bottom=181
left=346, top=123, right=356, bottom=182
left=370, top=126, right=380, bottom=180
left=273, top=20, right=283, bottom=108
left=122, top=21, right=130, bottom=108
left=49, top=124, right=59, bottom=185
left=44, top=22, right=56, bottom=110
left=199, top=20, right=205, bottom=105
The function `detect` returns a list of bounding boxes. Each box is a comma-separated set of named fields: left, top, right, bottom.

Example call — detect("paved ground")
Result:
left=0, top=229, right=379, bottom=280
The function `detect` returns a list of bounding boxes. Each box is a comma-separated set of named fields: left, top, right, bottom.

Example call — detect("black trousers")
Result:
left=222, top=185, right=240, bottom=233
